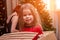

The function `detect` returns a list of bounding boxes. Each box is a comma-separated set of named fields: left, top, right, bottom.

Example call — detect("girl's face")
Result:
left=23, top=9, right=34, bottom=24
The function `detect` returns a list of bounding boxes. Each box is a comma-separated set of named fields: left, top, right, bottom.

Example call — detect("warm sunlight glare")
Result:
left=43, top=0, right=60, bottom=10
left=56, top=0, right=60, bottom=9
left=43, top=0, right=50, bottom=10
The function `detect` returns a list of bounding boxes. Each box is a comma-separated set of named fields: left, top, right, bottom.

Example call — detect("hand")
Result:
left=11, top=29, right=19, bottom=33
left=14, top=29, right=19, bottom=32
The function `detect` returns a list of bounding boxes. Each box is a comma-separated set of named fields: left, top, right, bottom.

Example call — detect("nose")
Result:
left=26, top=15, right=30, bottom=19
left=26, top=15, right=29, bottom=17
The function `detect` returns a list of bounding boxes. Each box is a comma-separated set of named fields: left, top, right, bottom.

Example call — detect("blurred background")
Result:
left=0, top=0, right=60, bottom=40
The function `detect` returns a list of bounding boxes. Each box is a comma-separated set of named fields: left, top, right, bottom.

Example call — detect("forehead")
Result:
left=23, top=8, right=32, bottom=14
left=23, top=8, right=31, bottom=12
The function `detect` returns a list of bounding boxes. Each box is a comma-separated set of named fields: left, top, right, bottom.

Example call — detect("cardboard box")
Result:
left=0, top=32, right=38, bottom=40
left=38, top=31, right=57, bottom=40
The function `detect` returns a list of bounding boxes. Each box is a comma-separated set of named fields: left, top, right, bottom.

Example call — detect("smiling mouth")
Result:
left=26, top=20, right=30, bottom=21
left=26, top=19, right=31, bottom=21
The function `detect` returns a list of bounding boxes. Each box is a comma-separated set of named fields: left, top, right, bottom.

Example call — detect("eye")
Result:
left=28, top=13, right=32, bottom=15
left=23, top=14, right=27, bottom=16
left=24, top=15, right=26, bottom=16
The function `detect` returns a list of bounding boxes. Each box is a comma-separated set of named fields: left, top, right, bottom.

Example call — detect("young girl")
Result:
left=6, top=5, right=21, bottom=33
left=18, top=3, right=43, bottom=40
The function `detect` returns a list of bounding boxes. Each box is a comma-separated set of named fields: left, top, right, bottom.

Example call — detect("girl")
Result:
left=6, top=4, right=21, bottom=33
left=18, top=3, right=43, bottom=40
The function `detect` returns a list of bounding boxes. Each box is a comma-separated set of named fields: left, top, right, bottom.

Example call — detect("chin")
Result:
left=25, top=22, right=31, bottom=24
left=25, top=21, right=31, bottom=23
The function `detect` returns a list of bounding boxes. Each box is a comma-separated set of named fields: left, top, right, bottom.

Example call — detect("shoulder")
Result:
left=12, top=12, right=17, bottom=16
left=35, top=25, right=42, bottom=28
left=34, top=25, right=43, bottom=30
left=11, top=12, right=18, bottom=21
left=8, top=12, right=17, bottom=18
left=12, top=15, right=18, bottom=20
left=33, top=25, right=43, bottom=34
left=11, top=12, right=18, bottom=19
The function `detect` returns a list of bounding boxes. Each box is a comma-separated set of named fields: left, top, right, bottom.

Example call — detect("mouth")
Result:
left=26, top=20, right=30, bottom=21
left=26, top=19, right=31, bottom=21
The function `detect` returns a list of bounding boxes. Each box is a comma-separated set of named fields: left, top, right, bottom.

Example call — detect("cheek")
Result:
left=23, top=16, right=25, bottom=19
left=23, top=16, right=26, bottom=20
left=31, top=16, right=34, bottom=21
